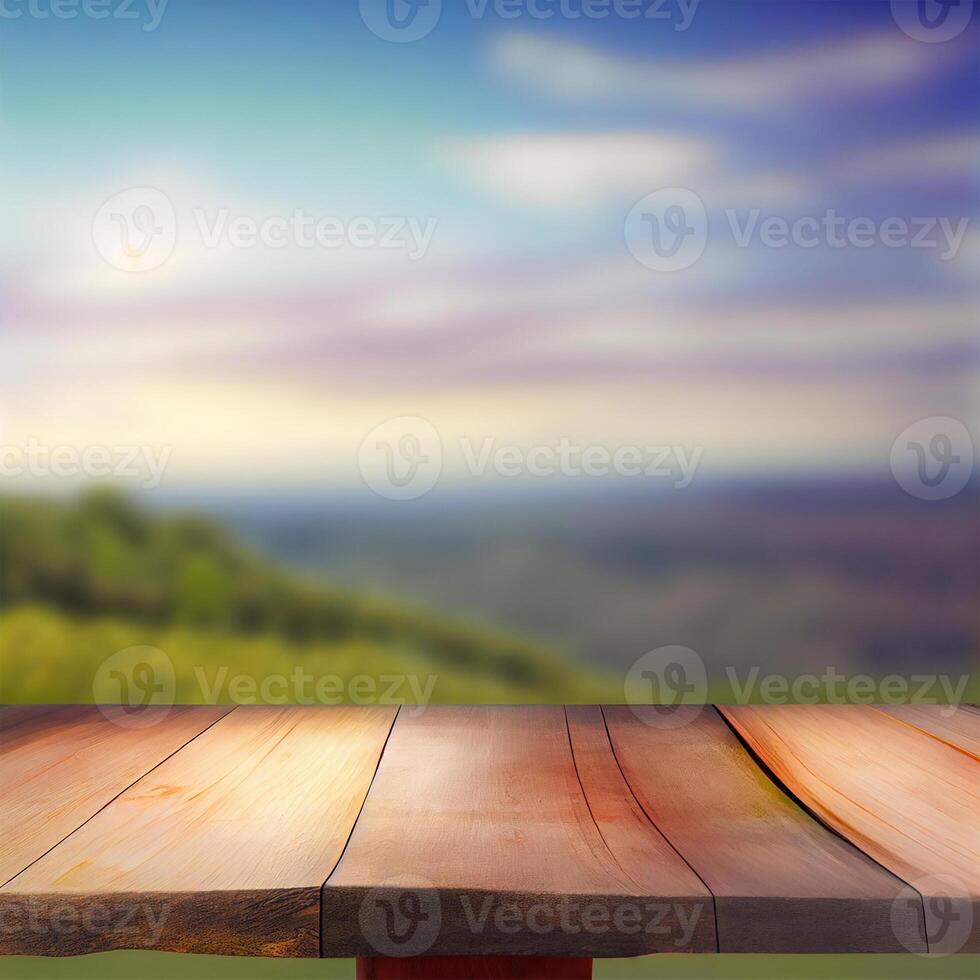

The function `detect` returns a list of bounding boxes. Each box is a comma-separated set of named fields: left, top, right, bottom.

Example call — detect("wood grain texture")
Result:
left=357, top=955, right=593, bottom=979
left=322, top=706, right=714, bottom=959
left=4, top=703, right=972, bottom=960
left=0, top=705, right=397, bottom=957
left=563, top=706, right=715, bottom=950
left=0, top=705, right=67, bottom=737
left=721, top=703, right=980, bottom=953
left=873, top=704, right=980, bottom=759
left=0, top=705, right=230, bottom=886
left=603, top=705, right=922, bottom=953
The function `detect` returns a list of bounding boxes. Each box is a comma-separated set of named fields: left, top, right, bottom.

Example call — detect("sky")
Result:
left=1, top=0, right=977, bottom=497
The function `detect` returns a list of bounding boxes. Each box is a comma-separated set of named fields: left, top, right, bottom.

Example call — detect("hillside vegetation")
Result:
left=0, top=491, right=614, bottom=704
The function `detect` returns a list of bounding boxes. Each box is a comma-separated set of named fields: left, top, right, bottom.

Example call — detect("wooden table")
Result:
left=1, top=704, right=977, bottom=978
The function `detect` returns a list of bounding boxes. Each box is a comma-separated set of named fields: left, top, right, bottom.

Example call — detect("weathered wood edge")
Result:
left=0, top=888, right=320, bottom=957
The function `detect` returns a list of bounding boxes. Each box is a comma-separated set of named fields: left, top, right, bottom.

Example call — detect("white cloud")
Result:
left=447, top=132, right=712, bottom=207
left=838, top=132, right=980, bottom=184
left=536, top=301, right=980, bottom=361
left=446, top=131, right=813, bottom=210
left=491, top=31, right=954, bottom=111
left=16, top=165, right=436, bottom=306
left=359, top=248, right=756, bottom=334
left=944, top=226, right=980, bottom=282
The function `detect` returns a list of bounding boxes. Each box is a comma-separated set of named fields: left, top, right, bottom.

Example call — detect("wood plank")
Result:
left=563, top=706, right=715, bottom=949
left=0, top=705, right=397, bottom=957
left=721, top=704, right=980, bottom=953
left=873, top=704, right=980, bottom=759
left=322, top=705, right=715, bottom=959
left=0, top=704, right=67, bottom=737
left=603, top=705, right=922, bottom=953
left=356, top=955, right=593, bottom=979
left=0, top=705, right=230, bottom=886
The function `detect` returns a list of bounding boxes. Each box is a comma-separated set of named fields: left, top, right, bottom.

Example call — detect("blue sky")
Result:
left=1, top=0, right=977, bottom=494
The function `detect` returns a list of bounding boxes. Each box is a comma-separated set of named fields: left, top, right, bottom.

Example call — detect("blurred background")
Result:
left=1, top=0, right=977, bottom=704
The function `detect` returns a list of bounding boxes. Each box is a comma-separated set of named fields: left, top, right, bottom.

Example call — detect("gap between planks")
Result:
left=0, top=705, right=237, bottom=888
left=319, top=704, right=402, bottom=957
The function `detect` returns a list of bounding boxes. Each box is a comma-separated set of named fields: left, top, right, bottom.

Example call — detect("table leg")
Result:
left=356, top=955, right=593, bottom=979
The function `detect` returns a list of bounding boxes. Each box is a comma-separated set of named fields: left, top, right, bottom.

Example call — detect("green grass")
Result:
left=5, top=490, right=973, bottom=705
left=3, top=952, right=978, bottom=980
left=0, top=490, right=616, bottom=704
left=0, top=603, right=616, bottom=705
left=2, top=497, right=978, bottom=978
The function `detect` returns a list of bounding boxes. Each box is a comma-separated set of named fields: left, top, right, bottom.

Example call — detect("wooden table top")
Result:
left=1, top=704, right=976, bottom=959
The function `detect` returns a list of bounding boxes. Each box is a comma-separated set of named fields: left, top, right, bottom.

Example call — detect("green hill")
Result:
left=0, top=491, right=615, bottom=704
